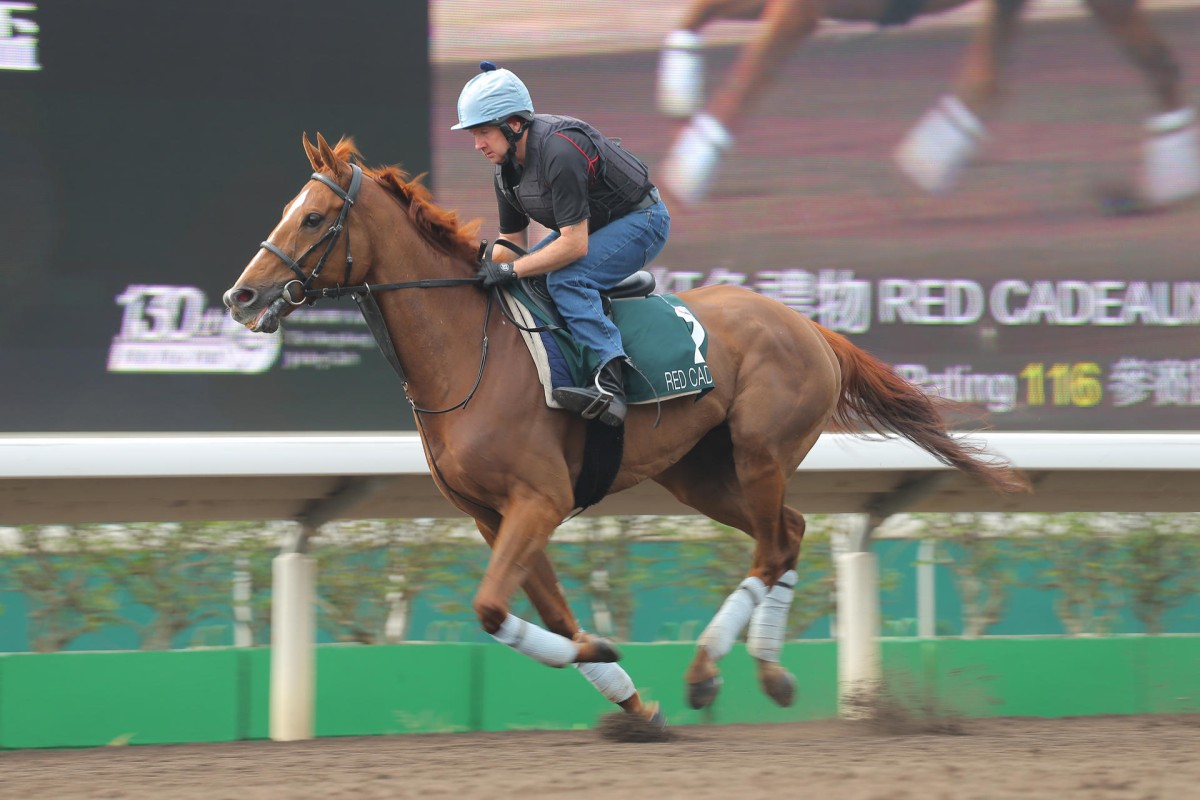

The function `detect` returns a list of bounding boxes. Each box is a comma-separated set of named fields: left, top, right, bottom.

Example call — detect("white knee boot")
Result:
left=893, top=95, right=986, bottom=195
left=1142, top=107, right=1200, bottom=207
left=662, top=112, right=733, bottom=207
left=657, top=30, right=704, bottom=118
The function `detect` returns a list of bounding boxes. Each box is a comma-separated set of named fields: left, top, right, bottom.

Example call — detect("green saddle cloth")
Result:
left=508, top=286, right=715, bottom=404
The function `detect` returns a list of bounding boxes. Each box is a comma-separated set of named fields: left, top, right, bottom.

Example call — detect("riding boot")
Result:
left=552, top=357, right=628, bottom=427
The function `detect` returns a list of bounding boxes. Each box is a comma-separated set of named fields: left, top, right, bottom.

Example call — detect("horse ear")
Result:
left=316, top=133, right=339, bottom=174
left=302, top=132, right=322, bottom=172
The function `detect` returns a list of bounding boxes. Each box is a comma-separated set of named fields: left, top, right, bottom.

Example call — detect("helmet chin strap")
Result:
left=501, top=118, right=531, bottom=167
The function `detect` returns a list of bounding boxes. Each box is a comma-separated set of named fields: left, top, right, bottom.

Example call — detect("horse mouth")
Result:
left=246, top=295, right=290, bottom=334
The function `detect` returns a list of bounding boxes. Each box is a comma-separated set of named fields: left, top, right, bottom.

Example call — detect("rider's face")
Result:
left=471, top=125, right=510, bottom=164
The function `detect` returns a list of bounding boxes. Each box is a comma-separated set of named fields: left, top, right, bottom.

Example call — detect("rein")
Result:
left=256, top=161, right=504, bottom=519
left=256, top=163, right=485, bottom=414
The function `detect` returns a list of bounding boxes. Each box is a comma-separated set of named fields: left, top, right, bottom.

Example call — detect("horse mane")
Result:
left=325, top=137, right=481, bottom=264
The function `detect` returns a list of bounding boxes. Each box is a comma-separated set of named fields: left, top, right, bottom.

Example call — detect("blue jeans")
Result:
left=531, top=201, right=671, bottom=367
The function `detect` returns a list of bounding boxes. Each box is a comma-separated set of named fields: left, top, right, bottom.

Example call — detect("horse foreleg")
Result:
left=658, top=1, right=770, bottom=117
left=1084, top=0, right=1199, bottom=207
left=472, top=512, right=616, bottom=665
left=472, top=518, right=660, bottom=723
left=710, top=0, right=824, bottom=124
left=1084, top=0, right=1183, bottom=111
left=953, top=0, right=1029, bottom=114
left=894, top=0, right=1028, bottom=193
left=662, top=0, right=824, bottom=204
left=683, top=0, right=773, bottom=28
left=521, top=548, right=661, bottom=721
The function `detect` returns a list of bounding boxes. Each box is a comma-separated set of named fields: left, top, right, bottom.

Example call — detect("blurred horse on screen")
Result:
left=224, top=134, right=1028, bottom=731
left=657, top=0, right=1199, bottom=209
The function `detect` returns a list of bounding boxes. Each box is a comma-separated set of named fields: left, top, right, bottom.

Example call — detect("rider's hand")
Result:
left=475, top=259, right=519, bottom=288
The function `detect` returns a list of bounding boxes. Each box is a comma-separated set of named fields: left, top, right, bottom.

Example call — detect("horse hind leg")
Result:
left=894, top=0, right=1029, bottom=194
left=654, top=430, right=811, bottom=709
left=747, top=507, right=805, bottom=707
left=1083, top=0, right=1199, bottom=208
left=688, top=505, right=804, bottom=709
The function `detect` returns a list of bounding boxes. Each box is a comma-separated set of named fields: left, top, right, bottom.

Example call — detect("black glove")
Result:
left=475, top=259, right=518, bottom=288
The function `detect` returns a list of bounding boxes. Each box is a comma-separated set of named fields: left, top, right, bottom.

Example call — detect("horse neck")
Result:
left=361, top=201, right=493, bottom=408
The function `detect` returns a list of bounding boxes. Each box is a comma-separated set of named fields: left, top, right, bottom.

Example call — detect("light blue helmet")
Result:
left=451, top=61, right=535, bottom=131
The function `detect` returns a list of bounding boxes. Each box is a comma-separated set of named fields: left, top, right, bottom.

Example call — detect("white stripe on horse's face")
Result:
left=269, top=186, right=314, bottom=245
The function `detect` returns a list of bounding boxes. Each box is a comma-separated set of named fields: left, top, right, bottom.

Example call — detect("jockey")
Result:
left=453, top=61, right=671, bottom=427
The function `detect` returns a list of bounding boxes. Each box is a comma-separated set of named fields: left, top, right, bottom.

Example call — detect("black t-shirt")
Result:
left=496, top=130, right=599, bottom=235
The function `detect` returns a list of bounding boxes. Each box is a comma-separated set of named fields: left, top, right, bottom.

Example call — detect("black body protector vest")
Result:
left=495, top=114, right=654, bottom=233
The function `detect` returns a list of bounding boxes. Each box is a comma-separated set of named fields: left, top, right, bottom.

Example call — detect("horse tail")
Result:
left=816, top=324, right=1030, bottom=494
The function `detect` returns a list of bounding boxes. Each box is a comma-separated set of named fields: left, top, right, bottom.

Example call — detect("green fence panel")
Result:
left=0, top=650, right=242, bottom=748
left=474, top=644, right=613, bottom=732
left=316, top=644, right=476, bottom=736
left=4, top=638, right=1198, bottom=749
left=1140, top=636, right=1200, bottom=714
left=239, top=644, right=479, bottom=739
left=880, top=639, right=940, bottom=705
left=244, top=647, right=271, bottom=740
left=928, top=637, right=1142, bottom=718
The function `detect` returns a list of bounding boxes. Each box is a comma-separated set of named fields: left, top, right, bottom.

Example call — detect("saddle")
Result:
left=500, top=266, right=657, bottom=515
left=492, top=256, right=710, bottom=514
left=515, top=271, right=657, bottom=330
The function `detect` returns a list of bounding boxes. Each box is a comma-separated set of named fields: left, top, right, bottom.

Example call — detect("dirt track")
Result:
left=3, top=715, right=1198, bottom=799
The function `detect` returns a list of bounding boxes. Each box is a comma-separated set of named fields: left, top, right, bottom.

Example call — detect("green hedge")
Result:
left=2, top=637, right=1197, bottom=748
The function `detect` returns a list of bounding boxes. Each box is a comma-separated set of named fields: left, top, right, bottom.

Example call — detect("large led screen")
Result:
left=3, top=1, right=1196, bottom=434
left=0, top=1, right=429, bottom=432
left=431, top=0, right=1200, bottom=432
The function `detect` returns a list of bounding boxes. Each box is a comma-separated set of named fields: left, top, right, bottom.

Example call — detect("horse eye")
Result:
left=302, top=212, right=323, bottom=228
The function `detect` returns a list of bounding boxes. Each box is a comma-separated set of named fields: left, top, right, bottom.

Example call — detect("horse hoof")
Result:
left=760, top=667, right=796, bottom=708
left=686, top=675, right=723, bottom=709
left=645, top=702, right=667, bottom=730
left=597, top=703, right=670, bottom=743
left=1095, top=180, right=1154, bottom=217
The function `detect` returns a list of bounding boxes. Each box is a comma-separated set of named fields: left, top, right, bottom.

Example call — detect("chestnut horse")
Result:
left=225, top=134, right=1027, bottom=730
left=658, top=0, right=1199, bottom=207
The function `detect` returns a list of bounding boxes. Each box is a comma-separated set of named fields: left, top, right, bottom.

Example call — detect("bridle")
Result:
left=255, top=162, right=486, bottom=414
left=258, top=163, right=479, bottom=305
left=254, top=160, right=501, bottom=518
left=259, top=164, right=365, bottom=306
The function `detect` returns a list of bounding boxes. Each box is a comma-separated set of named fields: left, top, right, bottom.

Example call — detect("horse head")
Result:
left=224, top=133, right=374, bottom=333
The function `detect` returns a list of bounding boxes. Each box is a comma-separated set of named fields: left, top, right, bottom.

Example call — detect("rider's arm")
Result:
left=510, top=221, right=587, bottom=277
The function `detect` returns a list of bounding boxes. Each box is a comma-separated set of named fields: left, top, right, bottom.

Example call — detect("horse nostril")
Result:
left=224, top=287, right=256, bottom=308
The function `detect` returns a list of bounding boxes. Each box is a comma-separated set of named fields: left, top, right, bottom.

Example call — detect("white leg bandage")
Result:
left=747, top=570, right=797, bottom=663
left=1142, top=107, right=1200, bottom=206
left=576, top=661, right=637, bottom=704
left=662, top=112, right=733, bottom=206
left=491, top=614, right=578, bottom=668
left=698, top=576, right=766, bottom=661
left=658, top=29, right=704, bottom=118
left=893, top=95, right=985, bottom=195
